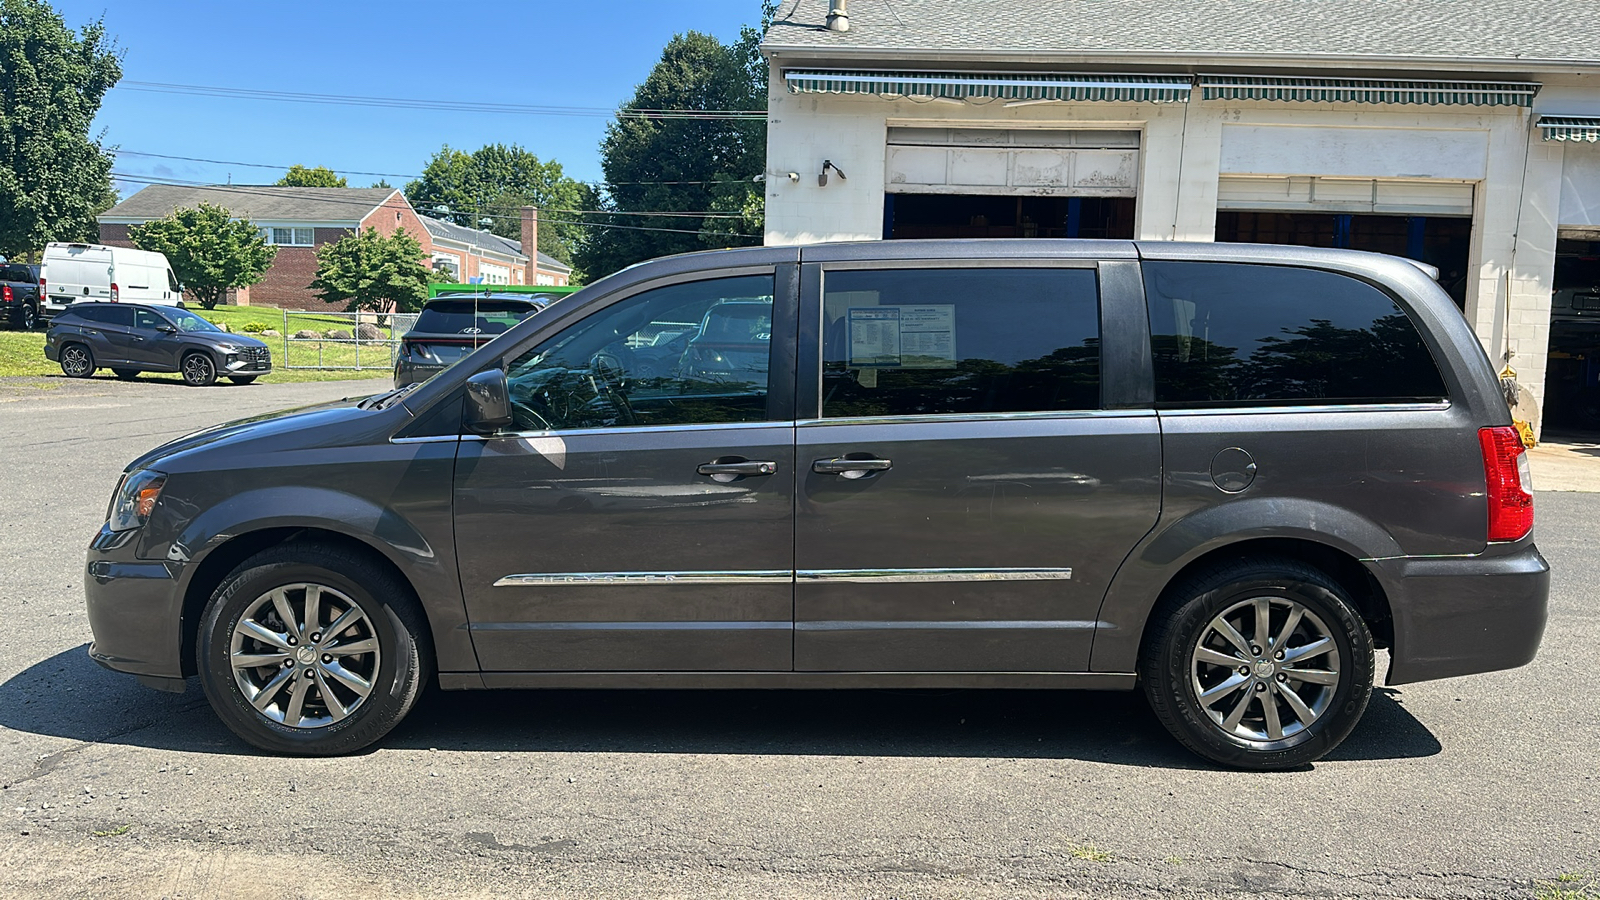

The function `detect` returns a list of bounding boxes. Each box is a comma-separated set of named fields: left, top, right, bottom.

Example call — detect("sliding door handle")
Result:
left=812, top=457, right=892, bottom=478
left=698, top=459, right=777, bottom=483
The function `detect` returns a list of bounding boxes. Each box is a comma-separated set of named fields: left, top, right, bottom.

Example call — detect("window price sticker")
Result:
left=848, top=305, right=956, bottom=368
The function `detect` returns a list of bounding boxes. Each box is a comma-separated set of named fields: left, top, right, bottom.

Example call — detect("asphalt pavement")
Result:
left=0, top=374, right=1595, bottom=899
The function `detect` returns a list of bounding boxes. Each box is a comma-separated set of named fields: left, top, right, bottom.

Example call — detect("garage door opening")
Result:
left=1216, top=212, right=1472, bottom=307
left=886, top=194, right=1136, bottom=240
left=1543, top=240, right=1600, bottom=436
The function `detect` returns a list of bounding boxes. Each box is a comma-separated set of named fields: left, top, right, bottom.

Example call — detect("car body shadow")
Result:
left=1, top=644, right=1440, bottom=767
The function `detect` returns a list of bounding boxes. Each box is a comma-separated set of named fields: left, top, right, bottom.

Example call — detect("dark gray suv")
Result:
left=45, top=302, right=272, bottom=385
left=81, top=241, right=1548, bottom=769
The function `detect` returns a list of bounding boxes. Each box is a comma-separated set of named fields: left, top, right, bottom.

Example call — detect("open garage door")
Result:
left=1544, top=238, right=1600, bottom=436
left=1216, top=176, right=1473, bottom=307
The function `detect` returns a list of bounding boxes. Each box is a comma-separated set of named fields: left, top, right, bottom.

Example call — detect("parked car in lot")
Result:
left=45, top=302, right=271, bottom=385
left=41, top=242, right=184, bottom=318
left=81, top=240, right=1547, bottom=768
left=393, top=292, right=551, bottom=387
left=1, top=261, right=43, bottom=330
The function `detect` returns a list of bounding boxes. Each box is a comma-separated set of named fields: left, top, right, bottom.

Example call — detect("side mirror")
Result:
left=157, top=324, right=177, bottom=334
left=463, top=368, right=512, bottom=434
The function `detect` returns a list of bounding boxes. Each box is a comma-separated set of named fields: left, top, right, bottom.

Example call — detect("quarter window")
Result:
left=502, top=275, right=775, bottom=432
left=1143, top=261, right=1448, bottom=407
left=821, top=267, right=1101, bottom=418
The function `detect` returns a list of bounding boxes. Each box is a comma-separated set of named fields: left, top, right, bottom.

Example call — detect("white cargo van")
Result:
left=40, top=243, right=184, bottom=318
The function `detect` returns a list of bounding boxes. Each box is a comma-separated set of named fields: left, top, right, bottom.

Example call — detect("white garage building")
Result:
left=760, top=0, right=1600, bottom=436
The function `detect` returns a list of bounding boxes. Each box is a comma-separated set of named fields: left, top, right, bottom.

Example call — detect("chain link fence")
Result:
left=271, top=310, right=420, bottom=370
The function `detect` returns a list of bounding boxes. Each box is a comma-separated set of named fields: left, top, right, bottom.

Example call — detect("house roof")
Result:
left=101, top=185, right=399, bottom=224
left=763, top=0, right=1600, bottom=70
left=417, top=215, right=573, bottom=274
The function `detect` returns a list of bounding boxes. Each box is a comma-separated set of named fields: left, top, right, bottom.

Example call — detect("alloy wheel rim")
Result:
left=1189, top=596, right=1342, bottom=743
left=23, top=306, right=36, bottom=329
left=62, top=347, right=89, bottom=375
left=184, top=355, right=212, bottom=383
left=228, top=583, right=382, bottom=729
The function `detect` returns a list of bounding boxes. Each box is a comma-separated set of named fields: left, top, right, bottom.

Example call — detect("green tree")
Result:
left=128, top=202, right=276, bottom=310
left=0, top=0, right=121, bottom=258
left=276, top=164, right=347, bottom=188
left=405, top=143, right=593, bottom=267
left=309, top=227, right=430, bottom=313
left=574, top=9, right=771, bottom=280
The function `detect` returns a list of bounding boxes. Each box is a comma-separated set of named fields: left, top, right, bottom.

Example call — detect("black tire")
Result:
left=1139, top=557, right=1375, bottom=770
left=228, top=376, right=258, bottom=385
left=112, top=369, right=140, bottom=380
left=197, top=542, right=432, bottom=756
left=59, top=342, right=95, bottom=378
left=181, top=351, right=217, bottom=386
left=15, top=302, right=38, bottom=331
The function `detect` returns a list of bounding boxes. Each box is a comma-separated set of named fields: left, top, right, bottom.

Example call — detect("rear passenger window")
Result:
left=821, top=268, right=1100, bottom=417
left=75, top=305, right=133, bottom=327
left=1144, top=262, right=1447, bottom=407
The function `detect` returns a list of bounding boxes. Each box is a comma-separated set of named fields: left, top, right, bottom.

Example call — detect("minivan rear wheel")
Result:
left=197, top=543, right=431, bottom=756
left=1140, top=557, right=1374, bottom=770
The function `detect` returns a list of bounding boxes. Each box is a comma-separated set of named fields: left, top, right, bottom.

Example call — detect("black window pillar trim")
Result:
left=796, top=262, right=824, bottom=421
left=768, top=262, right=800, bottom=423
left=1097, top=259, right=1155, bottom=409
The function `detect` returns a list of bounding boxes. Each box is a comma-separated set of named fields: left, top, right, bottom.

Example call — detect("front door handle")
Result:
left=697, top=460, right=778, bottom=483
left=812, top=457, right=893, bottom=478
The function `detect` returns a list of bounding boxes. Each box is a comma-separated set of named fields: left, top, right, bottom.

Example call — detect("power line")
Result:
left=109, top=169, right=748, bottom=219
left=105, top=172, right=761, bottom=240
left=115, top=149, right=759, bottom=189
left=116, top=80, right=767, bottom=120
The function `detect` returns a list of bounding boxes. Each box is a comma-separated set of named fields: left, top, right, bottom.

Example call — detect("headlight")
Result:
left=108, top=469, right=167, bottom=532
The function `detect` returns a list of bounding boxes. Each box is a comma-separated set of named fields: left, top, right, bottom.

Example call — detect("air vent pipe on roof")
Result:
left=827, top=0, right=849, bottom=32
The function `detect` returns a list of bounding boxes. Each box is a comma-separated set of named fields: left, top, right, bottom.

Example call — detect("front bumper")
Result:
left=1374, top=542, right=1550, bottom=685
left=84, top=524, right=186, bottom=681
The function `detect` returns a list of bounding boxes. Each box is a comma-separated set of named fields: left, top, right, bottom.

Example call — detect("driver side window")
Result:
left=502, top=274, right=775, bottom=432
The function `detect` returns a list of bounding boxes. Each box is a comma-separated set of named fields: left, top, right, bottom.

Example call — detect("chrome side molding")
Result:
left=494, top=567, right=1071, bottom=587
left=493, top=570, right=791, bottom=587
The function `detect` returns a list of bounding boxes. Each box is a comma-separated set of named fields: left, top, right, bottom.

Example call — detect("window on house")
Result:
left=261, top=227, right=315, bottom=247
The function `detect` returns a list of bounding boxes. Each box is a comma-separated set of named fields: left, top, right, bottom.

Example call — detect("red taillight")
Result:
left=1479, top=426, right=1534, bottom=542
left=38, top=277, right=44, bottom=295
left=2, top=285, right=10, bottom=302
left=110, top=283, right=119, bottom=301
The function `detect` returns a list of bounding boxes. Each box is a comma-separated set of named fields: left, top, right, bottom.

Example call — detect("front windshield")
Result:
left=165, top=307, right=221, bottom=333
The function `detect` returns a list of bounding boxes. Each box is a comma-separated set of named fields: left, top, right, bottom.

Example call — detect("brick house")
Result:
left=98, top=185, right=572, bottom=309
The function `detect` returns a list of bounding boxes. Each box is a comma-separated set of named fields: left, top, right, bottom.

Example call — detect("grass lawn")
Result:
left=0, top=304, right=394, bottom=383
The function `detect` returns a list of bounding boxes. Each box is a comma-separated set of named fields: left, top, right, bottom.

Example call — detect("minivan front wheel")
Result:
left=1140, top=558, right=1374, bottom=770
left=198, top=543, right=431, bottom=755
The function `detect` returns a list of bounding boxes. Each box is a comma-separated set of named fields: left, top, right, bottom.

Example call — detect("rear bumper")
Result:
left=1373, top=543, right=1549, bottom=685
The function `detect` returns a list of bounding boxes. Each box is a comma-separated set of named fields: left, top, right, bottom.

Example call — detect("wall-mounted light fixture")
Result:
left=819, top=160, right=847, bottom=187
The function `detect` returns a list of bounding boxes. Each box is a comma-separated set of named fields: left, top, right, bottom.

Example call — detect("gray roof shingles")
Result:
left=418, top=215, right=572, bottom=273
left=763, top=0, right=1600, bottom=67
left=102, top=184, right=397, bottom=223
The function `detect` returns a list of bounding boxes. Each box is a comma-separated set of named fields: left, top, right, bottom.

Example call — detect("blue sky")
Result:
left=54, top=0, right=762, bottom=197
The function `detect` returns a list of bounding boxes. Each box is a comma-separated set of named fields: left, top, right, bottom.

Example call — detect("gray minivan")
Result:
left=82, top=240, right=1548, bottom=769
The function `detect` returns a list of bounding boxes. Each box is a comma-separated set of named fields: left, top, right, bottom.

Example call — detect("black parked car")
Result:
left=45, top=302, right=272, bottom=385
left=82, top=241, right=1547, bottom=768
left=393, top=293, right=551, bottom=387
left=1, top=261, right=42, bottom=330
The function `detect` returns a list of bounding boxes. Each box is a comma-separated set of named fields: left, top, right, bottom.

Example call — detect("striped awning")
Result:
left=1200, top=75, right=1539, bottom=108
left=784, top=70, right=1192, bottom=103
left=1538, top=116, right=1600, bottom=142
